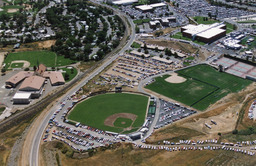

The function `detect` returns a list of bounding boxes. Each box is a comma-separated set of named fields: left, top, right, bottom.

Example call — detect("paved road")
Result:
left=29, top=2, right=135, bottom=166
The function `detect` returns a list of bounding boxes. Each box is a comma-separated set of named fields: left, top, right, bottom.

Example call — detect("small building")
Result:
left=149, top=20, right=160, bottom=29
left=13, top=92, right=31, bottom=104
left=43, top=71, right=65, bottom=86
left=129, top=132, right=143, bottom=141
left=36, top=64, right=47, bottom=75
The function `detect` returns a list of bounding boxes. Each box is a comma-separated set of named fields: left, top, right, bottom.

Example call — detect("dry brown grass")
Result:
left=42, top=141, right=256, bottom=166
left=0, top=119, right=31, bottom=165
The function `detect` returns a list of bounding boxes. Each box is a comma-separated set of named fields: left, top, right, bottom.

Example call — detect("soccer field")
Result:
left=146, top=64, right=252, bottom=111
left=67, top=93, right=149, bottom=133
left=4, top=51, right=76, bottom=68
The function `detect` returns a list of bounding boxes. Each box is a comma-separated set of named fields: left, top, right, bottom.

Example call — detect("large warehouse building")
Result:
left=135, top=2, right=166, bottom=12
left=181, top=23, right=226, bottom=43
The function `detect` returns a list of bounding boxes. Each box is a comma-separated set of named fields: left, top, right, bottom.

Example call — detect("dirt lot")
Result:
left=37, top=40, right=56, bottom=49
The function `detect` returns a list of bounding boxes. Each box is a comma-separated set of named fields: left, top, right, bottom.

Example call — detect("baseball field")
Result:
left=67, top=93, right=149, bottom=133
left=146, top=64, right=252, bottom=111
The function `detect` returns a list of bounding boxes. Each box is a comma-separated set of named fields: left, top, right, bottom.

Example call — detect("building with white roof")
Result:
left=111, top=0, right=138, bottom=5
left=135, top=2, right=166, bottom=12
left=181, top=23, right=226, bottom=43
left=13, top=92, right=31, bottom=104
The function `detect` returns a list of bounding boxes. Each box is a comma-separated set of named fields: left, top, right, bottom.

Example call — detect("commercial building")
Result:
left=181, top=23, right=226, bottom=43
left=13, top=92, right=31, bottom=104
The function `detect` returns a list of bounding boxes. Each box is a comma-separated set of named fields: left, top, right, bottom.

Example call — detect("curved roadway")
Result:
left=28, top=2, right=135, bottom=166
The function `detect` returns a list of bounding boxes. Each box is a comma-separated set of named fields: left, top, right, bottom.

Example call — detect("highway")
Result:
left=28, top=2, right=136, bottom=166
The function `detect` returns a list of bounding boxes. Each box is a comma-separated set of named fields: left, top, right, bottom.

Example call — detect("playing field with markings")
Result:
left=67, top=93, right=149, bottom=133
left=146, top=64, right=252, bottom=111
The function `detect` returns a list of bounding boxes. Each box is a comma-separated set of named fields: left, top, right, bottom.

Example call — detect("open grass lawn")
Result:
left=68, top=93, right=149, bottom=133
left=241, top=36, right=256, bottom=50
left=114, top=118, right=133, bottom=128
left=0, top=107, right=5, bottom=114
left=237, top=20, right=256, bottom=24
left=146, top=65, right=252, bottom=111
left=171, top=32, right=205, bottom=45
left=131, top=42, right=141, bottom=48
left=4, top=51, right=76, bottom=68
left=10, top=62, right=24, bottom=68
left=133, top=18, right=151, bottom=25
left=61, top=67, right=78, bottom=82
left=193, top=16, right=219, bottom=24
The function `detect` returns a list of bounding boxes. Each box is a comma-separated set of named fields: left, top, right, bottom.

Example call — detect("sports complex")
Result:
left=67, top=93, right=149, bottom=134
left=146, top=64, right=252, bottom=111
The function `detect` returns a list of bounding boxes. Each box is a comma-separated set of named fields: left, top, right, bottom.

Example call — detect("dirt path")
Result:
left=7, top=9, right=18, bottom=13
left=9, top=60, right=30, bottom=69
left=0, top=52, right=7, bottom=68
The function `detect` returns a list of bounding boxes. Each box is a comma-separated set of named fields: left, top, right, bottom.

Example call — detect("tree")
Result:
left=1, top=68, right=6, bottom=73
left=135, top=26, right=140, bottom=33
left=218, top=132, right=221, bottom=136
left=160, top=54, right=163, bottom=58
left=218, top=64, right=223, bottom=72
left=232, top=129, right=238, bottom=134
left=64, top=73, right=69, bottom=81
left=208, top=12, right=212, bottom=19
left=145, top=49, right=149, bottom=54
left=166, top=57, right=170, bottom=60
left=33, top=65, right=37, bottom=71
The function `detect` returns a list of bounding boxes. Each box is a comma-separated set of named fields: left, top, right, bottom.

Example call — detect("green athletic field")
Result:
left=146, top=64, right=252, bottom=111
left=4, top=51, right=76, bottom=69
left=68, top=93, right=149, bottom=133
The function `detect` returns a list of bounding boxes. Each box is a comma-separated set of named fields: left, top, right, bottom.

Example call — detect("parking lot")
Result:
left=172, top=0, right=255, bottom=19
left=154, top=99, right=196, bottom=129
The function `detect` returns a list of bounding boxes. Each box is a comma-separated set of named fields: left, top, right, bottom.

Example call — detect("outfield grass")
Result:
left=10, top=62, right=24, bottom=68
left=68, top=93, right=149, bottom=133
left=146, top=65, right=252, bottom=110
left=61, top=67, right=78, bottom=82
left=4, top=51, right=76, bottom=68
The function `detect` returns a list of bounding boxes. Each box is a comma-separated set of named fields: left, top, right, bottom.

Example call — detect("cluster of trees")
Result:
left=165, top=48, right=179, bottom=58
